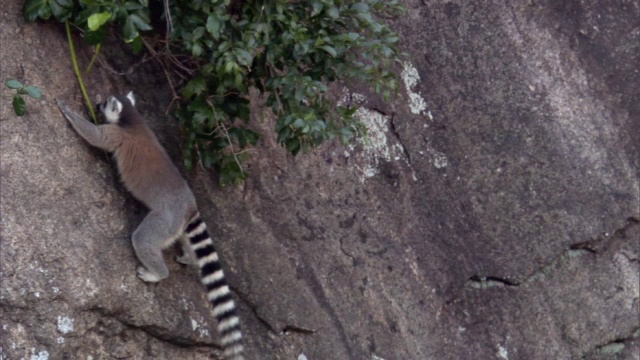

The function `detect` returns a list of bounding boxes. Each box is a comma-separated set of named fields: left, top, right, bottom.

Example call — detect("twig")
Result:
left=84, top=43, right=102, bottom=74
left=205, top=99, right=246, bottom=177
left=66, top=21, right=98, bottom=124
left=164, top=0, right=174, bottom=42
left=220, top=122, right=245, bottom=177
left=142, top=39, right=181, bottom=114
left=95, top=51, right=152, bottom=76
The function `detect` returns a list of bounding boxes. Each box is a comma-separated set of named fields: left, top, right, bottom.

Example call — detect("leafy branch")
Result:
left=23, top=0, right=405, bottom=184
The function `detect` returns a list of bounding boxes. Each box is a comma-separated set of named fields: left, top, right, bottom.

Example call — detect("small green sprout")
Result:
left=5, top=79, right=42, bottom=116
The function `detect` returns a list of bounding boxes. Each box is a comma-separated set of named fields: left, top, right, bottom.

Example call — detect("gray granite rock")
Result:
left=1, top=1, right=638, bottom=359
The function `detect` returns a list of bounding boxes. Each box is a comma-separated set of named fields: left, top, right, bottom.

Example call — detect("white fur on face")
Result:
left=102, top=96, right=123, bottom=123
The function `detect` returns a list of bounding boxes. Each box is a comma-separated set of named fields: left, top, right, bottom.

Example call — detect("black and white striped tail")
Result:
left=185, top=215, right=244, bottom=360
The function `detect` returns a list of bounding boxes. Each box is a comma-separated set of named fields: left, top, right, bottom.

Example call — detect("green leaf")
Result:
left=340, top=127, right=354, bottom=140
left=125, top=1, right=144, bottom=11
left=351, top=3, right=369, bottom=13
left=237, top=103, right=250, bottom=122
left=182, top=77, right=207, bottom=98
left=12, top=95, right=26, bottom=116
left=115, top=7, right=128, bottom=21
left=192, top=26, right=205, bottom=40
left=234, top=48, right=253, bottom=66
left=23, top=0, right=51, bottom=22
left=129, top=13, right=152, bottom=31
left=357, top=11, right=373, bottom=23
left=84, top=27, right=107, bottom=45
left=74, top=8, right=94, bottom=26
left=122, top=16, right=140, bottom=41
left=311, top=2, right=323, bottom=16
left=128, top=35, right=144, bottom=54
left=24, top=86, right=42, bottom=99
left=285, top=138, right=301, bottom=155
left=188, top=0, right=202, bottom=10
left=5, top=80, right=23, bottom=89
left=318, top=45, right=337, bottom=57
left=206, top=14, right=221, bottom=39
left=192, top=110, right=207, bottom=125
left=49, top=0, right=72, bottom=21
left=292, top=118, right=305, bottom=128
left=218, top=41, right=231, bottom=53
left=192, top=43, right=203, bottom=56
left=87, top=12, right=111, bottom=31
left=224, top=60, right=237, bottom=74
left=327, top=6, right=339, bottom=19
left=234, top=72, right=243, bottom=89
left=39, top=1, right=52, bottom=19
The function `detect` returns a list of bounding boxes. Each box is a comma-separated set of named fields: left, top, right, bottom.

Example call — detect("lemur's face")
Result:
left=98, top=96, right=123, bottom=124
left=97, top=91, right=136, bottom=124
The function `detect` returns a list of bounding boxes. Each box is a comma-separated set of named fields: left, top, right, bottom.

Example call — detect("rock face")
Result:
left=1, top=1, right=638, bottom=359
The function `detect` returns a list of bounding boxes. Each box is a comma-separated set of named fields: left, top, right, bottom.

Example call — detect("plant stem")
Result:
left=66, top=21, right=98, bottom=124
left=85, top=43, right=102, bottom=74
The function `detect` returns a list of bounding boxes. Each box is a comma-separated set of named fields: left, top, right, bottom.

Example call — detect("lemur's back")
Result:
left=115, top=121, right=194, bottom=211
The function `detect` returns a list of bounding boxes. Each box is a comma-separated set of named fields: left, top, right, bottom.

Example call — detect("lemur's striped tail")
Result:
left=185, top=215, right=244, bottom=360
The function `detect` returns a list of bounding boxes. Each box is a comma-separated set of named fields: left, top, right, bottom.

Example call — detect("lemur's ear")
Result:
left=126, top=91, right=136, bottom=107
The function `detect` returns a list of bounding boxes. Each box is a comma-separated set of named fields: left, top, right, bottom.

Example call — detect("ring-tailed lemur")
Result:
left=56, top=93, right=244, bottom=360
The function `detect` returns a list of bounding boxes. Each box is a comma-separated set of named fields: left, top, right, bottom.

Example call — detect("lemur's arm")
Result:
left=56, top=99, right=121, bottom=152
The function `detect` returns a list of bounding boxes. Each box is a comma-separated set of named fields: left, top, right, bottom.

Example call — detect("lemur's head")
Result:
left=97, top=91, right=137, bottom=125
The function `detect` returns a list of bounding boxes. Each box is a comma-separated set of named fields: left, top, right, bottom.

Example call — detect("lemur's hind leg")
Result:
left=132, top=209, right=184, bottom=282
left=175, top=237, right=195, bottom=265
